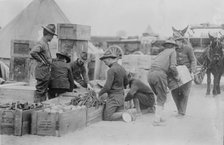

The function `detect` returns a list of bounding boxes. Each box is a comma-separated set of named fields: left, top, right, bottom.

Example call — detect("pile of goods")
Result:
left=0, top=102, right=43, bottom=110
left=70, top=90, right=104, bottom=108
left=42, top=104, right=85, bottom=113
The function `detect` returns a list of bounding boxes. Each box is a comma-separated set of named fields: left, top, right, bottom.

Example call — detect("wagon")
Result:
left=188, top=24, right=224, bottom=84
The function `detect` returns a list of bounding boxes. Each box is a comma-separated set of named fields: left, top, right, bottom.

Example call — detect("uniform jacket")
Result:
left=99, top=62, right=128, bottom=96
left=49, top=59, right=75, bottom=91
left=30, top=37, right=52, bottom=80
left=70, top=60, right=89, bottom=88
left=151, top=48, right=178, bottom=77
left=176, top=44, right=196, bottom=73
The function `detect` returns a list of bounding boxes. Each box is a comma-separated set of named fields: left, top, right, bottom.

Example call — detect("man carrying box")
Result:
left=172, top=36, right=196, bottom=118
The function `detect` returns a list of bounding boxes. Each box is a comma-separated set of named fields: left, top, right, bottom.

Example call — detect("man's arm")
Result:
left=169, top=50, right=178, bottom=77
left=187, top=46, right=196, bottom=73
left=125, top=83, right=138, bottom=101
left=98, top=69, right=114, bottom=96
left=68, top=66, right=76, bottom=91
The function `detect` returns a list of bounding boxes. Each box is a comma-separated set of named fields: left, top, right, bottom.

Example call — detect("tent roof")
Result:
left=0, top=0, right=70, bottom=58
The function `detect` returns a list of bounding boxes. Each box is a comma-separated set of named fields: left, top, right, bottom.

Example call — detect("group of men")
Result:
left=30, top=24, right=91, bottom=102
left=30, top=24, right=196, bottom=124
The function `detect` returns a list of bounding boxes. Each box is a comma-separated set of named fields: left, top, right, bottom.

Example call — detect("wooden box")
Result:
left=0, top=109, right=35, bottom=136
left=58, top=39, right=88, bottom=62
left=10, top=40, right=35, bottom=57
left=57, top=23, right=91, bottom=40
left=86, top=106, right=103, bottom=126
left=168, top=65, right=193, bottom=90
left=31, top=107, right=86, bottom=137
left=0, top=82, right=35, bottom=103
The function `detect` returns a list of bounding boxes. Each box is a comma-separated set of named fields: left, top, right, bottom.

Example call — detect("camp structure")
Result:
left=0, top=0, right=70, bottom=61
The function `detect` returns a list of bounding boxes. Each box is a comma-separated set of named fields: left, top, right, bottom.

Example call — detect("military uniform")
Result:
left=99, top=62, right=128, bottom=121
left=171, top=44, right=196, bottom=115
left=70, top=60, right=89, bottom=88
left=49, top=59, right=75, bottom=99
left=125, top=79, right=155, bottom=110
left=30, top=37, right=52, bottom=102
left=148, top=48, right=178, bottom=106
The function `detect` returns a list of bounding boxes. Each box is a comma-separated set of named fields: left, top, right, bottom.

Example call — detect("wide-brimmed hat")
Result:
left=42, top=24, right=57, bottom=36
left=100, top=50, right=117, bottom=60
left=162, top=39, right=178, bottom=47
left=56, top=51, right=71, bottom=63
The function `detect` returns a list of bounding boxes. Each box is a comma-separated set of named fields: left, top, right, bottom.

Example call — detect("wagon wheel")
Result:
left=108, top=45, right=123, bottom=59
left=194, top=67, right=206, bottom=85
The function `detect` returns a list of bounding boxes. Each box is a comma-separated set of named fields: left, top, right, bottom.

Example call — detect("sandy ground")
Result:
left=0, top=78, right=224, bottom=145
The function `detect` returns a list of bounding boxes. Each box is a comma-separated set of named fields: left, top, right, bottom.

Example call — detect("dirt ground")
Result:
left=1, top=79, right=224, bottom=145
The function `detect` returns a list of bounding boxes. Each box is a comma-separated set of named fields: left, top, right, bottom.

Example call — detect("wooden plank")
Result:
left=31, top=111, right=37, bottom=135
left=58, top=39, right=88, bottom=62
left=10, top=40, right=35, bottom=57
left=0, top=82, right=27, bottom=87
left=58, top=107, right=86, bottom=136
left=86, top=106, right=103, bottom=126
left=14, top=109, right=23, bottom=136
left=57, top=23, right=91, bottom=40
left=35, top=111, right=58, bottom=136
left=0, top=110, right=15, bottom=135
left=0, top=86, right=35, bottom=103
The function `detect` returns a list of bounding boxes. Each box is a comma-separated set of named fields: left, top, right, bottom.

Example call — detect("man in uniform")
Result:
left=172, top=36, right=196, bottom=117
left=70, top=51, right=92, bottom=90
left=30, top=24, right=57, bottom=102
left=125, top=72, right=155, bottom=114
left=148, top=39, right=179, bottom=126
left=98, top=49, right=129, bottom=121
left=48, top=51, right=75, bottom=99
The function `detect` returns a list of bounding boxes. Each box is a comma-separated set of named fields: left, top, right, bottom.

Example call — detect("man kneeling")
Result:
left=125, top=73, right=155, bottom=114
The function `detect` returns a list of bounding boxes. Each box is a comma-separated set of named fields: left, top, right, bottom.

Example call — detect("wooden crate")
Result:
left=57, top=23, right=91, bottom=40
left=58, top=39, right=88, bottom=62
left=0, top=109, right=35, bottom=136
left=31, top=107, right=87, bottom=137
left=168, top=65, right=193, bottom=90
left=86, top=106, right=103, bottom=126
left=10, top=40, right=35, bottom=57
left=0, top=82, right=35, bottom=103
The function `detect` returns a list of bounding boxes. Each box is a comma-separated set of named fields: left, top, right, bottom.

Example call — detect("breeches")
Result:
left=103, top=93, right=124, bottom=121
left=135, top=92, right=155, bottom=110
left=148, top=70, right=167, bottom=106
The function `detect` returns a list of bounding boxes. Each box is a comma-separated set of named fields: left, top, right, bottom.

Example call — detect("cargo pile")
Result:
left=70, top=90, right=104, bottom=108
left=0, top=102, right=43, bottom=110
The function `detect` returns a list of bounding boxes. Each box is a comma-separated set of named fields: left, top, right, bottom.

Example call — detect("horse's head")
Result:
left=172, top=26, right=188, bottom=38
left=208, top=33, right=223, bottom=63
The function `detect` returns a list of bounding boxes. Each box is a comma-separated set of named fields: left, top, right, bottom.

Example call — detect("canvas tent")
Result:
left=0, top=0, right=70, bottom=59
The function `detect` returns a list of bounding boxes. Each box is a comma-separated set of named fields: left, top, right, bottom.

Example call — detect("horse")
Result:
left=172, top=26, right=188, bottom=38
left=198, top=34, right=224, bottom=95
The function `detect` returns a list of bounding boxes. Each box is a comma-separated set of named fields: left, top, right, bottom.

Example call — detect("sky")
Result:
left=1, top=0, right=224, bottom=37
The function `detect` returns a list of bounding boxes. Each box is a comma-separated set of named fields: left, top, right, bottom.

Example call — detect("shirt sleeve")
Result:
left=99, top=68, right=114, bottom=96
left=169, top=50, right=178, bottom=77
left=187, top=46, right=196, bottom=73
left=30, top=43, right=43, bottom=63
left=125, top=83, right=138, bottom=101
left=82, top=65, right=89, bottom=84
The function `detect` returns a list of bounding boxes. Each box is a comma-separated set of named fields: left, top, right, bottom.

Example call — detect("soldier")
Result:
left=98, top=49, right=129, bottom=121
left=70, top=52, right=92, bottom=90
left=125, top=72, right=155, bottom=114
left=148, top=39, right=179, bottom=126
left=172, top=36, right=196, bottom=118
left=48, top=51, right=75, bottom=99
left=30, top=24, right=57, bottom=102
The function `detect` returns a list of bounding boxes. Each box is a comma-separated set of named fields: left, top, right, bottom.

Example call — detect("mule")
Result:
left=201, top=34, right=224, bottom=95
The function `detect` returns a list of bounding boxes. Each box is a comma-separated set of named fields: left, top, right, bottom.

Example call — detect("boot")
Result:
left=152, top=105, right=166, bottom=126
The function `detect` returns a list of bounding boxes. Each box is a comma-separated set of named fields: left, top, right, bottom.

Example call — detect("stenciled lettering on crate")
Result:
left=0, top=109, right=34, bottom=136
